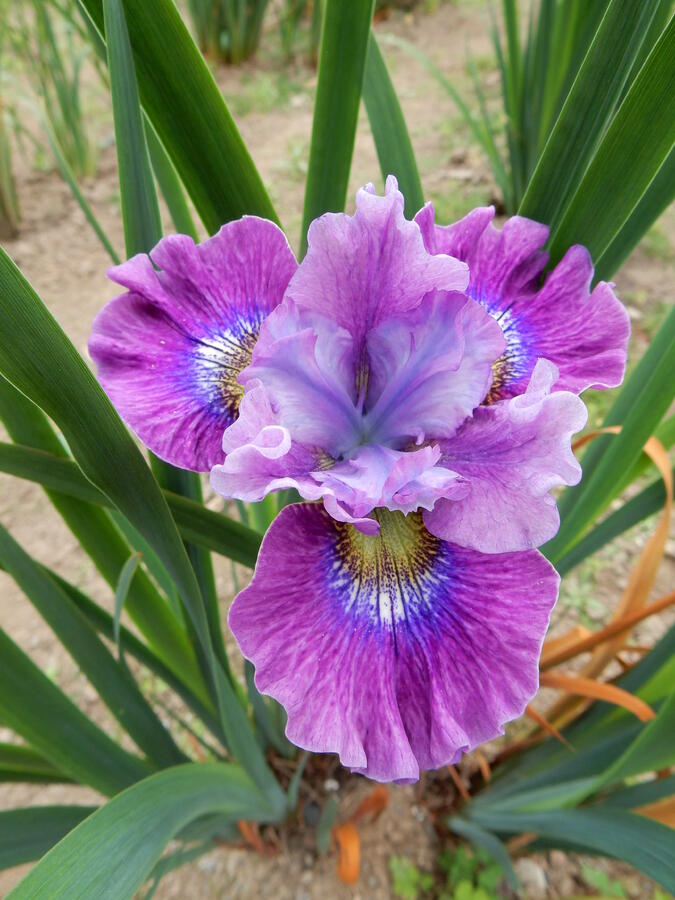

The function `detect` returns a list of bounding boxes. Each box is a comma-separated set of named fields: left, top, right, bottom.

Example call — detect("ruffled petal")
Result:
left=363, top=292, right=504, bottom=445
left=424, top=360, right=587, bottom=552
left=287, top=177, right=469, bottom=346
left=415, top=204, right=630, bottom=400
left=230, top=504, right=559, bottom=783
left=89, top=217, right=296, bottom=470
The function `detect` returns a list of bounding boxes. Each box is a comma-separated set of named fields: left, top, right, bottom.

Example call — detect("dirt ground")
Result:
left=0, top=1, right=673, bottom=897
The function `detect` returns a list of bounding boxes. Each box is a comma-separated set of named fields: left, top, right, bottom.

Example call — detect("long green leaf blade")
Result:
left=79, top=0, right=278, bottom=233
left=0, top=378, right=208, bottom=706
left=363, top=34, right=424, bottom=218
left=103, top=0, right=162, bottom=254
left=595, top=145, right=675, bottom=281
left=9, top=763, right=276, bottom=899
left=0, top=807, right=96, bottom=871
left=0, top=523, right=184, bottom=767
left=547, top=17, right=675, bottom=265
left=0, top=744, right=72, bottom=785
left=300, top=0, right=375, bottom=255
left=0, top=628, right=150, bottom=795
left=519, top=0, right=660, bottom=228
left=145, top=122, right=198, bottom=240
left=555, top=468, right=673, bottom=576
left=467, top=808, right=675, bottom=892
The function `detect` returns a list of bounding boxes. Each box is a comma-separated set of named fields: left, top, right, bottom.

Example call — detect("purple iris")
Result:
left=90, top=177, right=629, bottom=783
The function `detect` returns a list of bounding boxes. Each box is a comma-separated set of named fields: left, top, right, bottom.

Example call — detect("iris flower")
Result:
left=90, top=178, right=629, bottom=782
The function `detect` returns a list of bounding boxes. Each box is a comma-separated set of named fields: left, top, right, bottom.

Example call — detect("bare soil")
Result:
left=0, top=1, right=673, bottom=897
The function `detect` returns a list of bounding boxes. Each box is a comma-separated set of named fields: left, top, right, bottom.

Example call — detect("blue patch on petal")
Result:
left=182, top=310, right=266, bottom=421
left=326, top=509, right=451, bottom=631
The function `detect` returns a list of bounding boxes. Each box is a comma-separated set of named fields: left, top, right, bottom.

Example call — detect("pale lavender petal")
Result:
left=363, top=292, right=504, bottom=445
left=230, top=504, right=559, bottom=783
left=89, top=218, right=296, bottom=470
left=415, top=204, right=629, bottom=399
left=286, top=177, right=469, bottom=346
left=241, top=300, right=362, bottom=458
left=424, top=360, right=588, bottom=552
left=313, top=444, right=464, bottom=523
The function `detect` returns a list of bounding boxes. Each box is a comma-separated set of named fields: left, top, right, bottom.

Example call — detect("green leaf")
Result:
left=9, top=763, right=277, bottom=899
left=145, top=122, right=198, bottom=240
left=519, top=0, right=661, bottom=229
left=286, top=751, right=309, bottom=812
left=316, top=795, right=339, bottom=854
left=0, top=252, right=279, bottom=804
left=245, top=660, right=294, bottom=759
left=0, top=627, right=150, bottom=795
left=0, top=807, right=96, bottom=871
left=49, top=569, right=224, bottom=739
left=79, top=0, right=278, bottom=233
left=363, top=34, right=424, bottom=218
left=603, top=773, right=675, bottom=810
left=300, top=0, right=375, bottom=255
left=113, top=552, right=140, bottom=656
left=467, top=808, right=675, bottom=892
left=595, top=145, right=675, bottom=281
left=601, top=691, right=675, bottom=786
left=545, top=305, right=675, bottom=563
left=0, top=441, right=262, bottom=568
left=0, top=523, right=184, bottom=768
left=0, top=378, right=208, bottom=707
left=103, top=0, right=162, bottom=254
left=447, top=816, right=519, bottom=890
left=0, top=743, right=72, bottom=785
left=548, top=16, right=675, bottom=265
left=556, top=468, right=673, bottom=576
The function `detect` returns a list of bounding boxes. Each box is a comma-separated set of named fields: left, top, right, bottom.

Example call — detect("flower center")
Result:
left=331, top=510, right=442, bottom=626
left=217, top=327, right=259, bottom=415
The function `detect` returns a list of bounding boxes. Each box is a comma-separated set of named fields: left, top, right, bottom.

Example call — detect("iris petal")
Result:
left=287, top=176, right=469, bottom=346
left=230, top=503, right=559, bottom=783
left=89, top=217, right=296, bottom=470
left=424, top=359, right=587, bottom=553
left=363, top=292, right=504, bottom=445
left=415, top=204, right=630, bottom=400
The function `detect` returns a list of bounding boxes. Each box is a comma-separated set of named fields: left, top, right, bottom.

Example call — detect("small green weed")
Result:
left=389, top=856, right=434, bottom=900
left=581, top=864, right=626, bottom=898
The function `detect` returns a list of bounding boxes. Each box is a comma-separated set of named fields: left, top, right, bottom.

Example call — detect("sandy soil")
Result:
left=0, top=1, right=673, bottom=897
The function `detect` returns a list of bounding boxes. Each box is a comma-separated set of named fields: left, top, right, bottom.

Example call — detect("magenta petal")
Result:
left=89, top=218, right=296, bottom=470
left=287, top=177, right=469, bottom=346
left=424, top=360, right=588, bottom=552
left=415, top=204, right=630, bottom=399
left=230, top=505, right=559, bottom=783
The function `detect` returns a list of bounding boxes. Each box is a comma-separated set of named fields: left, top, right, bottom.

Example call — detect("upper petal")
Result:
left=89, top=217, right=296, bottom=470
left=424, top=359, right=588, bottom=552
left=287, top=177, right=469, bottom=346
left=416, top=204, right=630, bottom=400
left=242, top=299, right=362, bottom=457
left=230, top=504, right=559, bottom=783
left=363, top=292, right=505, bottom=445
